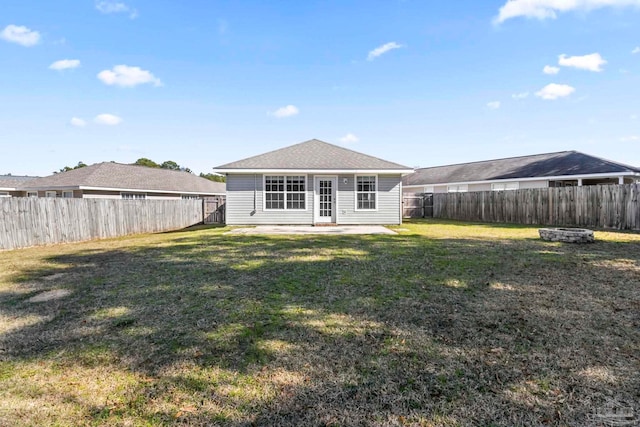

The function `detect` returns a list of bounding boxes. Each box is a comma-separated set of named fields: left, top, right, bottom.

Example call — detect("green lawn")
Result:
left=1, top=219, right=639, bottom=426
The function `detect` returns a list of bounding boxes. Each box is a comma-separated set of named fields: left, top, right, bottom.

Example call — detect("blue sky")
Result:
left=1, top=0, right=640, bottom=176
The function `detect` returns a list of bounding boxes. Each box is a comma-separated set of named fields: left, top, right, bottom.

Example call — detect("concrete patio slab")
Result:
left=225, top=225, right=396, bottom=235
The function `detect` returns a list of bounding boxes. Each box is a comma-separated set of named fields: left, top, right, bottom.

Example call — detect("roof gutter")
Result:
left=19, top=185, right=225, bottom=195
left=213, top=168, right=414, bottom=175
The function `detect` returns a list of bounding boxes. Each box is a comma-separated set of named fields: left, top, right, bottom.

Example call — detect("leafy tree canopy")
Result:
left=133, top=158, right=192, bottom=174
left=133, top=158, right=160, bottom=168
left=55, top=162, right=87, bottom=174
left=199, top=172, right=226, bottom=183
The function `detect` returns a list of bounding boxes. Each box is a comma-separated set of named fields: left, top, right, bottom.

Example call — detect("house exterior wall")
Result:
left=225, top=173, right=402, bottom=225
left=80, top=190, right=185, bottom=200
left=14, top=189, right=217, bottom=199
left=225, top=174, right=313, bottom=225
left=519, top=180, right=548, bottom=189
left=336, top=174, right=402, bottom=225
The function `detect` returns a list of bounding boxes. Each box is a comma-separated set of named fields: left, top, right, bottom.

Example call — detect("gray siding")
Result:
left=226, top=173, right=402, bottom=225
left=226, top=174, right=314, bottom=225
left=336, top=174, right=402, bottom=225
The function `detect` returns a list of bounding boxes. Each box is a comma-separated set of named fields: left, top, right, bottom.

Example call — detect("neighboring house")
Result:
left=213, top=139, right=413, bottom=225
left=18, top=162, right=225, bottom=199
left=404, top=151, right=640, bottom=194
left=0, top=175, right=38, bottom=197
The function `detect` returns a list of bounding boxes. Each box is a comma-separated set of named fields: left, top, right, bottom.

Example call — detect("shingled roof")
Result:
left=214, top=139, right=412, bottom=172
left=21, top=163, right=225, bottom=194
left=404, top=151, right=640, bottom=186
left=0, top=175, right=38, bottom=190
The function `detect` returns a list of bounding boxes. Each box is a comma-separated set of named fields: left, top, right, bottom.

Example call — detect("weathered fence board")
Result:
left=0, top=198, right=205, bottom=250
left=403, top=194, right=433, bottom=218
left=431, top=184, right=640, bottom=231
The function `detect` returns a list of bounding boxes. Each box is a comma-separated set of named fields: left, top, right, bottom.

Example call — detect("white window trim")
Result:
left=262, top=174, right=308, bottom=211
left=62, top=191, right=74, bottom=198
left=45, top=191, right=57, bottom=198
left=121, top=192, right=147, bottom=199
left=354, top=174, right=378, bottom=212
left=447, top=184, right=468, bottom=193
left=491, top=182, right=520, bottom=191
left=27, top=191, right=38, bottom=197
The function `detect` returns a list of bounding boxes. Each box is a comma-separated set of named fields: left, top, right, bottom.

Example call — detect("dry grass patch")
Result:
left=1, top=221, right=639, bottom=426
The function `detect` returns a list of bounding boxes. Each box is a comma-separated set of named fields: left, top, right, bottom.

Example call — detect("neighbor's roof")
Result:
left=21, top=163, right=225, bottom=194
left=404, top=151, right=640, bottom=186
left=0, top=175, right=38, bottom=190
left=214, top=139, right=412, bottom=172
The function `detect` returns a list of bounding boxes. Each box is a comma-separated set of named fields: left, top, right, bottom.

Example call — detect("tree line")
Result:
left=55, top=159, right=225, bottom=182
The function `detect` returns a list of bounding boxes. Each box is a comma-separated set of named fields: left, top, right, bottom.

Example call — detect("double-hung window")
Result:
left=264, top=175, right=305, bottom=210
left=356, top=175, right=376, bottom=210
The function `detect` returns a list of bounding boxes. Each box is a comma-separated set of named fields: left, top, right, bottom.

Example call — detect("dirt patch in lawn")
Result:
left=0, top=220, right=639, bottom=426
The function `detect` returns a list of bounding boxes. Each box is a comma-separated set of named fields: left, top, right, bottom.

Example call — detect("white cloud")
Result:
left=49, top=59, right=81, bottom=71
left=367, top=42, right=403, bottom=61
left=512, top=92, right=529, bottom=99
left=620, top=135, right=640, bottom=141
left=0, top=25, right=40, bottom=47
left=96, top=1, right=138, bottom=18
left=487, top=101, right=501, bottom=110
left=271, top=105, right=299, bottom=118
left=97, top=65, right=162, bottom=87
left=494, top=0, right=640, bottom=24
left=339, top=133, right=359, bottom=144
left=543, top=65, right=560, bottom=75
left=632, top=47, right=640, bottom=54
left=535, top=83, right=576, bottom=100
left=94, top=114, right=123, bottom=125
left=558, top=53, right=607, bottom=72
left=70, top=117, right=86, bottom=127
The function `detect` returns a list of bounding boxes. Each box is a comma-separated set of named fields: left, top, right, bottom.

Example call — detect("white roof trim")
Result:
left=214, top=168, right=414, bottom=175
left=403, top=172, right=640, bottom=188
left=20, top=185, right=224, bottom=195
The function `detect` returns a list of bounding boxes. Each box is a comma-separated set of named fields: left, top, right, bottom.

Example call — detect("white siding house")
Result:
left=215, top=139, right=413, bottom=225
left=404, top=151, right=640, bottom=194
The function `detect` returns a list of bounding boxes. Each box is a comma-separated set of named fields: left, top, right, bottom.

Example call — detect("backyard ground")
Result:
left=0, top=219, right=639, bottom=426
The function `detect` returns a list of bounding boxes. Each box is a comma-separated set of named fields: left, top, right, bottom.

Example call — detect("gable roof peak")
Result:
left=214, top=139, right=412, bottom=171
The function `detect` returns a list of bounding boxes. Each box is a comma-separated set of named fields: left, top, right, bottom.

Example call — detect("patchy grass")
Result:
left=1, top=219, right=639, bottom=426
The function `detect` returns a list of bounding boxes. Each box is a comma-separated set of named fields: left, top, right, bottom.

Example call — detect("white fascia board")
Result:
left=21, top=185, right=80, bottom=191
left=404, top=172, right=640, bottom=188
left=214, top=168, right=414, bottom=175
left=78, top=186, right=224, bottom=195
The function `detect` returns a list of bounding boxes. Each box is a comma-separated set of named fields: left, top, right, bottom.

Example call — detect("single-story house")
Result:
left=0, top=175, right=38, bottom=197
left=213, top=139, right=413, bottom=225
left=17, top=162, right=225, bottom=199
left=403, top=150, right=640, bottom=194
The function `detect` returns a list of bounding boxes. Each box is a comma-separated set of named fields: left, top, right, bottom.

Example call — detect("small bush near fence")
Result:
left=0, top=198, right=205, bottom=250
left=431, top=183, right=640, bottom=231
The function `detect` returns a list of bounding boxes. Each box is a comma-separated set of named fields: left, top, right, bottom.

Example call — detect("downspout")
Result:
left=251, top=174, right=257, bottom=216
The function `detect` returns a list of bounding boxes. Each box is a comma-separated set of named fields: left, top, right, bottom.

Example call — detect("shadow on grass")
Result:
left=1, top=229, right=639, bottom=425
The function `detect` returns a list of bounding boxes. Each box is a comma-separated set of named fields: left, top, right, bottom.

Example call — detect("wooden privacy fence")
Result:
left=432, top=184, right=640, bottom=230
left=0, top=198, right=206, bottom=250
left=203, top=196, right=226, bottom=224
left=403, top=194, right=433, bottom=218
